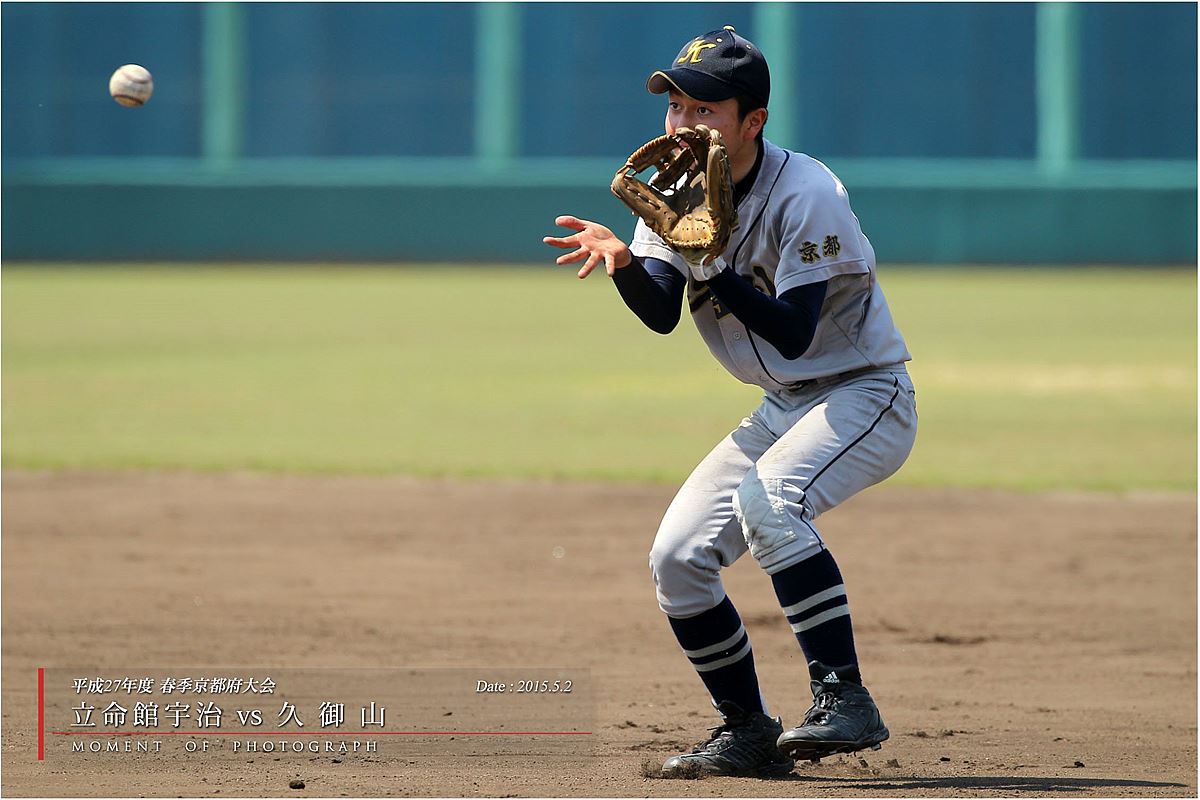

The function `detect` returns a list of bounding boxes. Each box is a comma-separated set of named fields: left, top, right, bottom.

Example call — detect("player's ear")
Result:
left=743, top=108, right=767, bottom=141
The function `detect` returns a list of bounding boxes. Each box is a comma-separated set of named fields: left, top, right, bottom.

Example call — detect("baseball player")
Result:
left=544, top=26, right=917, bottom=778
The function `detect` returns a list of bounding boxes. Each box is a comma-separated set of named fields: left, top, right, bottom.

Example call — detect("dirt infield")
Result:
left=2, top=471, right=1195, bottom=797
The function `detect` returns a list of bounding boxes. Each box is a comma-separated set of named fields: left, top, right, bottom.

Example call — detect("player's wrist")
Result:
left=614, top=246, right=634, bottom=271
left=685, top=253, right=728, bottom=282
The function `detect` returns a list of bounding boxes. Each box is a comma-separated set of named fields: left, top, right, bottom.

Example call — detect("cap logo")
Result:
left=677, top=38, right=717, bottom=65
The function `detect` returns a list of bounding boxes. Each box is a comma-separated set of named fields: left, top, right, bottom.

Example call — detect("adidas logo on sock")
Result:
left=823, top=671, right=839, bottom=684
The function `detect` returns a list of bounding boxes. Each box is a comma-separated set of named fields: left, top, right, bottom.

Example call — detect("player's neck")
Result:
left=731, top=139, right=764, bottom=188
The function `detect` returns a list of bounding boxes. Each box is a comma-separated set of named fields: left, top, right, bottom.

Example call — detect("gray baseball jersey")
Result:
left=630, top=138, right=911, bottom=392
left=632, top=138, right=918, bottom=618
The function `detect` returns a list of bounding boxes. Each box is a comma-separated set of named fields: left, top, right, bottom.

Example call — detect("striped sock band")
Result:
left=771, top=549, right=860, bottom=676
left=667, top=595, right=765, bottom=714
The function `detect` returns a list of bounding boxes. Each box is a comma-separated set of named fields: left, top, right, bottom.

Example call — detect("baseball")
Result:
left=109, top=64, right=153, bottom=107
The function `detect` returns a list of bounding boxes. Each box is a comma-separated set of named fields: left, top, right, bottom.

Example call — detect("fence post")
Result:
left=475, top=3, right=521, bottom=169
left=751, top=3, right=798, bottom=150
left=1036, top=2, right=1081, bottom=177
left=202, top=2, right=246, bottom=168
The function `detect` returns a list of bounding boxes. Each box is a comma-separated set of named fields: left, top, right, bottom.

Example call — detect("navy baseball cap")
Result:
left=647, top=26, right=770, bottom=108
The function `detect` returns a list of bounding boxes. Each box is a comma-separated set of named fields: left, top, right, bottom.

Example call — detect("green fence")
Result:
left=2, top=3, right=1195, bottom=263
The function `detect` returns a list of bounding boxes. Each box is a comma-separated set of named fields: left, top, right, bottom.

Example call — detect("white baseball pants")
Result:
left=649, top=367, right=918, bottom=617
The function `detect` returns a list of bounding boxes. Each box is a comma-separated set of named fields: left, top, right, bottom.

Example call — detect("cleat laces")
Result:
left=690, top=722, right=734, bottom=753
left=802, top=687, right=841, bottom=726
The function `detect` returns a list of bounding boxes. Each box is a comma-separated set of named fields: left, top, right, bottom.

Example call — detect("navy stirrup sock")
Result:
left=667, top=595, right=765, bottom=714
left=771, top=549, right=862, bottom=683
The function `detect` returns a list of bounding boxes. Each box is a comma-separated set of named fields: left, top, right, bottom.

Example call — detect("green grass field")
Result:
left=3, top=264, right=1194, bottom=491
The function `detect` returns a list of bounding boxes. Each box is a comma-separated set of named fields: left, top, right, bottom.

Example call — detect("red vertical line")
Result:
left=37, top=668, right=45, bottom=760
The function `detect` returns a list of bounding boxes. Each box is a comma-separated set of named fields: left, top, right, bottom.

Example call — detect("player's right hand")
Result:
left=543, top=216, right=633, bottom=279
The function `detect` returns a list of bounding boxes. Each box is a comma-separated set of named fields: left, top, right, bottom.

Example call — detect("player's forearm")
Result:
left=705, top=270, right=827, bottom=359
left=612, top=255, right=685, bottom=334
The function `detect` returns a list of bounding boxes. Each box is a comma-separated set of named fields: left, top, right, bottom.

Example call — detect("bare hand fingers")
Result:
left=556, top=248, right=589, bottom=265
left=543, top=234, right=578, bottom=249
left=555, top=215, right=588, bottom=232
left=578, top=252, right=602, bottom=279
left=604, top=251, right=616, bottom=277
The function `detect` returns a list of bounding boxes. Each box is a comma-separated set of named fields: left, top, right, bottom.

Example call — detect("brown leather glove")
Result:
left=610, top=125, right=737, bottom=272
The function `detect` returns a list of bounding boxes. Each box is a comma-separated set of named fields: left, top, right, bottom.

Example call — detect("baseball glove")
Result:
left=610, top=125, right=736, bottom=268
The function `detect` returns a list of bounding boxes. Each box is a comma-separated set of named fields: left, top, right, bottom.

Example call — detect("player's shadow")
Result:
left=774, top=773, right=1190, bottom=793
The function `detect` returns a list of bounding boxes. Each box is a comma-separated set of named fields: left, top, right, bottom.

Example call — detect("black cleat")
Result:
left=661, top=700, right=795, bottom=778
left=776, top=661, right=890, bottom=761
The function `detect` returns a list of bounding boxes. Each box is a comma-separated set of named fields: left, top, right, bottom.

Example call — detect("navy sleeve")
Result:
left=611, top=255, right=686, bottom=334
left=705, top=269, right=827, bottom=359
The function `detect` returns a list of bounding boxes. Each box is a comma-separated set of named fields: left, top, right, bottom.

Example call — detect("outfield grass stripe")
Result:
left=3, top=265, right=1195, bottom=492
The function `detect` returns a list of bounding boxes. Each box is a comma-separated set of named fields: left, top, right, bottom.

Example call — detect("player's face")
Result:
left=665, top=91, right=756, bottom=160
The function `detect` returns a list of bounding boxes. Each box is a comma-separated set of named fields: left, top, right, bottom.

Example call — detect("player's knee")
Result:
left=732, top=468, right=785, bottom=547
left=648, top=540, right=701, bottom=588
left=733, top=469, right=815, bottom=572
left=648, top=539, right=720, bottom=616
